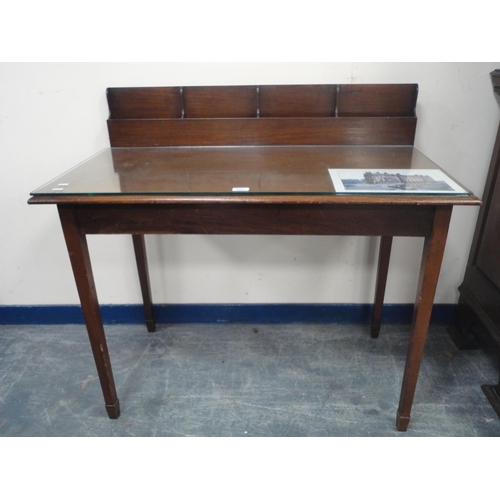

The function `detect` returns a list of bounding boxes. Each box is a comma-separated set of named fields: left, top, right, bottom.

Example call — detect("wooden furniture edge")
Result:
left=28, top=194, right=481, bottom=206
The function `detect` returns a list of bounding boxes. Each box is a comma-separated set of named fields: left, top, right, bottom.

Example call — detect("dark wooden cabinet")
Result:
left=449, top=69, right=500, bottom=417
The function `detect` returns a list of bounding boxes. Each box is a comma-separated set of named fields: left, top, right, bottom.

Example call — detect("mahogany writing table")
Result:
left=28, top=85, right=480, bottom=431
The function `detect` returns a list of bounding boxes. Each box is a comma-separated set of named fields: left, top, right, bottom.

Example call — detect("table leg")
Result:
left=482, top=382, right=500, bottom=419
left=396, top=206, right=452, bottom=431
left=371, top=236, right=393, bottom=338
left=132, top=234, right=156, bottom=332
left=58, top=206, right=120, bottom=419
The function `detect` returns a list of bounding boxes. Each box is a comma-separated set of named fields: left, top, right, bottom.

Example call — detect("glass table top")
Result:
left=30, top=146, right=472, bottom=197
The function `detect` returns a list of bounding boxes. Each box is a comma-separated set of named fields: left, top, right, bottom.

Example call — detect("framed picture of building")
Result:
left=328, top=169, right=469, bottom=195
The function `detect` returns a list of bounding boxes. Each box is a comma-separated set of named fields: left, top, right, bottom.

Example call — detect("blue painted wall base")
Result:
left=0, top=303, right=456, bottom=325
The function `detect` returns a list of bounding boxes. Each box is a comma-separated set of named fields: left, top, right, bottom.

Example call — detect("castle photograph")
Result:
left=363, top=171, right=450, bottom=190
left=328, top=169, right=468, bottom=194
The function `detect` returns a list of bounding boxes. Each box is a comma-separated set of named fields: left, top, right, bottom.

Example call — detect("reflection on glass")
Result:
left=30, top=146, right=470, bottom=196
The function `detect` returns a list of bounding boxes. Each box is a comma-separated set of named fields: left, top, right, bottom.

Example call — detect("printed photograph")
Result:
left=328, top=169, right=469, bottom=194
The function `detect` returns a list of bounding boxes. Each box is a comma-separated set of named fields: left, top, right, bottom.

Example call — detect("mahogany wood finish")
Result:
left=107, top=87, right=184, bottom=119
left=106, top=83, right=417, bottom=121
left=182, top=86, right=259, bottom=118
left=132, top=234, right=156, bottom=333
left=397, top=206, right=452, bottom=431
left=371, top=236, right=393, bottom=339
left=259, top=85, right=337, bottom=117
left=106, top=84, right=418, bottom=147
left=58, top=205, right=120, bottom=418
left=337, top=84, right=418, bottom=117
left=51, top=197, right=456, bottom=430
left=450, top=70, right=500, bottom=418
left=66, top=203, right=437, bottom=236
left=107, top=117, right=417, bottom=148
left=29, top=84, right=481, bottom=430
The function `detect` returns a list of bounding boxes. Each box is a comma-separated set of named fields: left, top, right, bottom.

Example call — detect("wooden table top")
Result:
left=29, top=145, right=480, bottom=207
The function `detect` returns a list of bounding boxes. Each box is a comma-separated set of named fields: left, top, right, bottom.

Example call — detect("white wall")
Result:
left=1, top=62, right=499, bottom=307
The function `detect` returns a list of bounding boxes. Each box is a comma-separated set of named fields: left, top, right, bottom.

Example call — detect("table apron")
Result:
left=62, top=203, right=438, bottom=237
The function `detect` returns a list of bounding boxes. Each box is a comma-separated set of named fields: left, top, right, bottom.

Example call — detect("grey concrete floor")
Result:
left=0, top=322, right=499, bottom=437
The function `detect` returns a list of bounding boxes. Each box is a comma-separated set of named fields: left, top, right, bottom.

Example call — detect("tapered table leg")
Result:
left=396, top=206, right=452, bottom=431
left=58, top=206, right=120, bottom=419
left=371, top=236, right=393, bottom=338
left=132, top=234, right=156, bottom=332
left=482, top=382, right=500, bottom=418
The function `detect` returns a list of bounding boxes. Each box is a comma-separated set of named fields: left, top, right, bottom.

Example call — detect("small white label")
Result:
left=52, top=188, right=64, bottom=191
left=232, top=187, right=250, bottom=192
left=58, top=183, right=69, bottom=186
